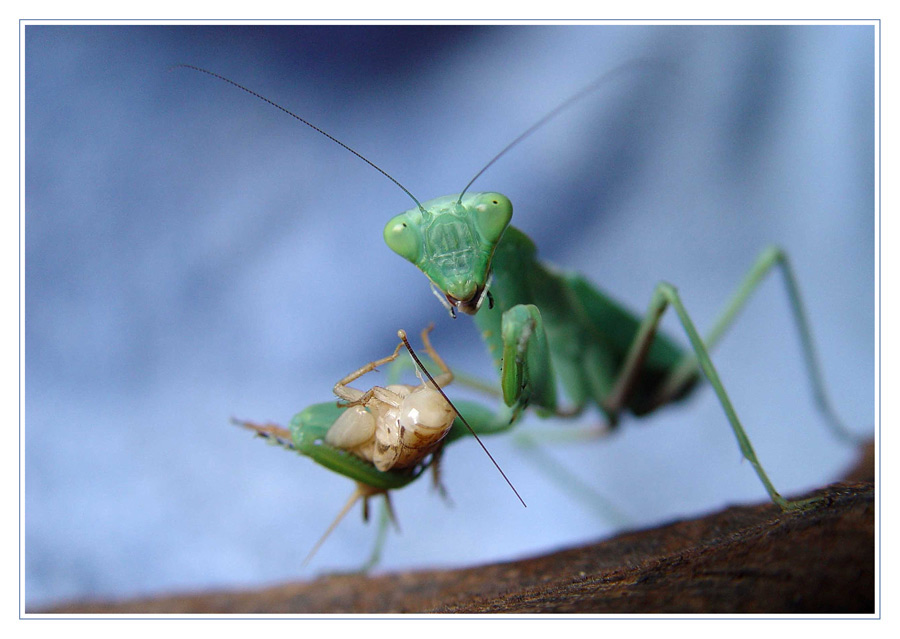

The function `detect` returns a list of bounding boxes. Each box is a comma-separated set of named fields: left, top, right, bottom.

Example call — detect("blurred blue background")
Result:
left=24, top=24, right=874, bottom=608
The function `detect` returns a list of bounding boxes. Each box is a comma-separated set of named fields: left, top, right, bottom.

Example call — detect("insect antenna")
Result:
left=398, top=330, right=526, bottom=508
left=302, top=485, right=397, bottom=566
left=457, top=59, right=671, bottom=202
left=172, top=64, right=425, bottom=213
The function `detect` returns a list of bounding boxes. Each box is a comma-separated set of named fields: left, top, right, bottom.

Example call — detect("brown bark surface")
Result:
left=42, top=442, right=875, bottom=615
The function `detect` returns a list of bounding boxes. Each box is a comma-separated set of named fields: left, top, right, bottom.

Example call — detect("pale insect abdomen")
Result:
left=327, top=384, right=455, bottom=473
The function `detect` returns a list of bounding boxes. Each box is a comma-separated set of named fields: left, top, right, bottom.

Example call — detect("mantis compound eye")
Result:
left=473, top=193, right=513, bottom=245
left=383, top=215, right=422, bottom=264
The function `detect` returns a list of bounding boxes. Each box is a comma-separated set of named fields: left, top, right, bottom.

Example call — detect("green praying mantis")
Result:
left=179, top=63, right=862, bottom=562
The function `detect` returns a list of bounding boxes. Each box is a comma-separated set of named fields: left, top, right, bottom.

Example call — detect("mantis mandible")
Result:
left=180, top=61, right=860, bottom=522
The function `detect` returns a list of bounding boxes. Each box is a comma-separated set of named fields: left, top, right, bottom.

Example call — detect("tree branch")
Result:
left=42, top=442, right=875, bottom=614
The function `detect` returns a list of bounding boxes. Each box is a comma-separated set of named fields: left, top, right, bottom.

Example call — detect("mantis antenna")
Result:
left=398, top=329, right=526, bottom=508
left=171, top=64, right=426, bottom=213
left=175, top=61, right=667, bottom=211
left=456, top=59, right=672, bottom=202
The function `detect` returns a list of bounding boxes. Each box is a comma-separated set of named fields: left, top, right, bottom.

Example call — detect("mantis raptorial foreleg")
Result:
left=498, top=304, right=558, bottom=419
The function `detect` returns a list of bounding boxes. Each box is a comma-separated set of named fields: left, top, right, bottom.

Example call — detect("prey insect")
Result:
left=235, top=326, right=521, bottom=563
left=181, top=61, right=861, bottom=523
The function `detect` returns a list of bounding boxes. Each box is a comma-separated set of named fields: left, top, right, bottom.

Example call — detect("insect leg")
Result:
left=603, top=281, right=809, bottom=511
left=232, top=418, right=294, bottom=450
left=333, top=340, right=405, bottom=405
left=303, top=482, right=396, bottom=566
left=416, top=324, right=453, bottom=388
left=499, top=304, right=559, bottom=418
left=650, top=246, right=862, bottom=444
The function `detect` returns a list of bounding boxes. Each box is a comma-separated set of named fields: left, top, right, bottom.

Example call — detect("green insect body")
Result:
left=384, top=192, right=858, bottom=510
left=384, top=193, right=693, bottom=422
left=181, top=63, right=859, bottom=561
left=247, top=397, right=513, bottom=491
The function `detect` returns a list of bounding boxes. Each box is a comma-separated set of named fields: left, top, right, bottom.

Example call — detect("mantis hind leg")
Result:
left=647, top=246, right=861, bottom=445
left=602, top=247, right=860, bottom=509
left=603, top=281, right=795, bottom=509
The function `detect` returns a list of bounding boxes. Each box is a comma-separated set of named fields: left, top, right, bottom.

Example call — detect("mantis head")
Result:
left=384, top=192, right=512, bottom=315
